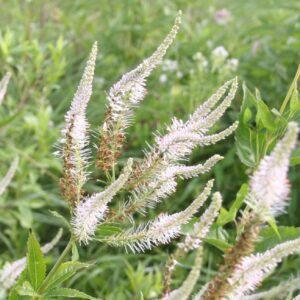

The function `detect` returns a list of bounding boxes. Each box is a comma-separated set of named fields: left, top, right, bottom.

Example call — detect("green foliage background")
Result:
left=1, top=0, right=300, bottom=299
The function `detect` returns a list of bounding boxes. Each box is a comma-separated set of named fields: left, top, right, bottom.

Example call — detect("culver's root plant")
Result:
left=1, top=11, right=300, bottom=300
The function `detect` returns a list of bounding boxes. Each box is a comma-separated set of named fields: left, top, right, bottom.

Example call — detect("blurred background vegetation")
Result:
left=1, top=0, right=300, bottom=299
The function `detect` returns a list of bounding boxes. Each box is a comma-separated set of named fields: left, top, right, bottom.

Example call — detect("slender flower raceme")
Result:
left=201, top=122, right=299, bottom=300
left=119, top=78, right=238, bottom=219
left=105, top=180, right=214, bottom=252
left=0, top=72, right=11, bottom=105
left=72, top=159, right=133, bottom=245
left=178, top=192, right=222, bottom=252
left=163, top=192, right=222, bottom=297
left=59, top=42, right=98, bottom=207
left=96, top=12, right=181, bottom=172
left=226, top=237, right=300, bottom=299
left=244, top=276, right=300, bottom=300
left=163, top=246, right=203, bottom=300
left=0, top=156, right=18, bottom=196
left=247, top=122, right=299, bottom=220
left=0, top=229, right=63, bottom=292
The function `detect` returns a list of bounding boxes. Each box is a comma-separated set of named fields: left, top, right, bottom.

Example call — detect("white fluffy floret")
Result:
left=72, top=159, right=133, bottom=245
left=247, top=122, right=299, bottom=219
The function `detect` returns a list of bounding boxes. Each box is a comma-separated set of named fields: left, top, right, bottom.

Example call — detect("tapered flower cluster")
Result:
left=120, top=78, right=238, bottom=219
left=164, top=247, right=203, bottom=300
left=72, top=159, right=133, bottom=244
left=105, top=180, right=214, bottom=252
left=0, top=156, right=18, bottom=196
left=247, top=122, right=299, bottom=220
left=57, top=12, right=236, bottom=250
left=178, top=192, right=222, bottom=252
left=0, top=72, right=11, bottom=105
left=59, top=42, right=97, bottom=207
left=226, top=237, right=300, bottom=299
left=201, top=122, right=299, bottom=300
left=96, top=11, right=182, bottom=172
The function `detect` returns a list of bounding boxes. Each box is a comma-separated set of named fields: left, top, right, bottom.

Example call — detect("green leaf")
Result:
left=203, top=238, right=232, bottom=252
left=43, top=261, right=89, bottom=291
left=267, top=217, right=281, bottom=240
left=8, top=268, right=28, bottom=300
left=256, top=226, right=300, bottom=252
left=45, top=287, right=97, bottom=299
left=289, top=89, right=300, bottom=112
left=217, top=184, right=248, bottom=226
left=291, top=149, right=300, bottom=166
left=49, top=210, right=71, bottom=229
left=16, top=281, right=39, bottom=297
left=26, top=230, right=46, bottom=290
left=256, top=98, right=275, bottom=130
left=72, top=242, right=79, bottom=261
left=0, top=110, right=23, bottom=128
left=96, top=225, right=123, bottom=237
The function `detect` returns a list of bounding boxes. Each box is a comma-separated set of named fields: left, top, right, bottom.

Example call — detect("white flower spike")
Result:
left=72, top=159, right=133, bottom=245
left=247, top=122, right=299, bottom=220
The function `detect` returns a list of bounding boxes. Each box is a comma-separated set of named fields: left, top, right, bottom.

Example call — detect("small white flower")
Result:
left=159, top=74, right=168, bottom=83
left=227, top=58, right=239, bottom=71
left=212, top=46, right=229, bottom=59
left=162, top=59, right=178, bottom=72
left=176, top=71, right=183, bottom=78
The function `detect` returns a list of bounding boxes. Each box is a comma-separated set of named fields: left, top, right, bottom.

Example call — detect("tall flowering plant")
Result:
left=0, top=11, right=300, bottom=300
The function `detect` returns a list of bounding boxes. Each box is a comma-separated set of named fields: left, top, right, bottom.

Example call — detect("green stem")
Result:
left=279, top=64, right=300, bottom=115
left=38, top=237, right=73, bottom=294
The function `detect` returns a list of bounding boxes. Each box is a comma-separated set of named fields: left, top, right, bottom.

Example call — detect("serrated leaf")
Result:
left=16, top=281, right=39, bottom=297
left=45, top=287, right=97, bottom=299
left=8, top=268, right=28, bottom=300
left=43, top=261, right=89, bottom=291
left=27, top=230, right=46, bottom=290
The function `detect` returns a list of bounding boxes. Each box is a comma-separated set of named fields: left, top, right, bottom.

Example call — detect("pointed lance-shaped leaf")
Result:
left=0, top=229, right=63, bottom=291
